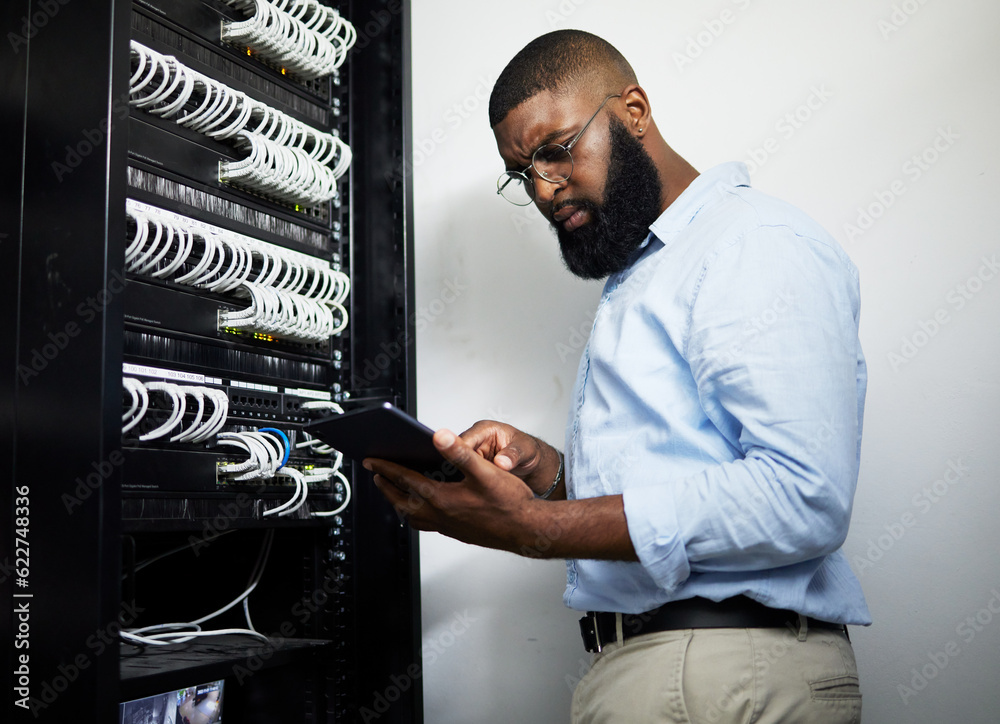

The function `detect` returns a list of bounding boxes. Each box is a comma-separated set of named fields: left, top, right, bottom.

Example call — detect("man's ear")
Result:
left=621, top=84, right=651, bottom=136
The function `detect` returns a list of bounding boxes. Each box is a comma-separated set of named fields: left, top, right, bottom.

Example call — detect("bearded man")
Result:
left=366, top=30, right=869, bottom=723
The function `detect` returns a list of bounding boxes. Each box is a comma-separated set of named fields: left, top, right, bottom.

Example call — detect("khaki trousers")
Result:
left=571, top=624, right=862, bottom=723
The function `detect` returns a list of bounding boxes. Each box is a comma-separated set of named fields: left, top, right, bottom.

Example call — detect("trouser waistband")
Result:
left=579, top=596, right=847, bottom=653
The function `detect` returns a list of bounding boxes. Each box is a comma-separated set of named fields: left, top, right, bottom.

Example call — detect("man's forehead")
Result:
left=493, top=90, right=592, bottom=168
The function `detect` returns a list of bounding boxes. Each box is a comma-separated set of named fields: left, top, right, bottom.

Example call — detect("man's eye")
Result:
left=535, top=144, right=567, bottom=162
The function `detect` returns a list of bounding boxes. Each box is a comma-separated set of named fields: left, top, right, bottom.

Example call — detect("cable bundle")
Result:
left=221, top=0, right=357, bottom=80
left=293, top=400, right=352, bottom=516
left=218, top=427, right=351, bottom=518
left=122, top=378, right=230, bottom=442
left=129, top=40, right=350, bottom=206
left=221, top=131, right=344, bottom=206
left=121, top=530, right=274, bottom=647
left=218, top=428, right=289, bottom=481
left=123, top=372, right=350, bottom=516
left=310, top=468, right=351, bottom=518
left=220, top=282, right=344, bottom=343
left=126, top=200, right=350, bottom=343
left=295, top=400, right=344, bottom=454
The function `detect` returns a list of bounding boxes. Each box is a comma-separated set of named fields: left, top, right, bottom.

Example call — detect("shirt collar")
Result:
left=648, top=162, right=751, bottom=244
left=603, top=163, right=751, bottom=292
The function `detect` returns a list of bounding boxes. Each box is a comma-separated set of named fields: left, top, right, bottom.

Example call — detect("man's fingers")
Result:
left=459, top=420, right=508, bottom=461
left=495, top=440, right=541, bottom=473
left=459, top=420, right=498, bottom=448
left=364, top=458, right=440, bottom=500
left=371, top=472, right=405, bottom=502
left=433, top=428, right=496, bottom=481
left=372, top=473, right=430, bottom=527
left=494, top=444, right=528, bottom=471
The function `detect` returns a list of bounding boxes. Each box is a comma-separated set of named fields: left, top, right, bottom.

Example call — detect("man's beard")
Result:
left=554, top=116, right=664, bottom=280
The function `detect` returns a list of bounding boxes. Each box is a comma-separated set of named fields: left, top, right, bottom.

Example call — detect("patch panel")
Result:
left=122, top=362, right=337, bottom=429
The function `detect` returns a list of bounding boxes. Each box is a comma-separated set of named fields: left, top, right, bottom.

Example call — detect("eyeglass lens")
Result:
left=498, top=144, right=574, bottom=205
left=497, top=173, right=534, bottom=206
left=532, top=144, right=573, bottom=182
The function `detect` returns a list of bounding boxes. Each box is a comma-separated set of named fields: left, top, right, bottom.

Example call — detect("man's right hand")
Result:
left=459, top=420, right=565, bottom=500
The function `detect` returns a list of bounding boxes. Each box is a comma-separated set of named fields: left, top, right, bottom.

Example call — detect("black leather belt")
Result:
left=579, top=596, right=847, bottom=653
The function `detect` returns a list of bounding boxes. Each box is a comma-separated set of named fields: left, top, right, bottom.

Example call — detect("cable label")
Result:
left=123, top=362, right=206, bottom=384
left=286, top=387, right=332, bottom=400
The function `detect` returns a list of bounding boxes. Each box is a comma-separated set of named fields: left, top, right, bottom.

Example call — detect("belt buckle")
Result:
left=579, top=612, right=604, bottom=653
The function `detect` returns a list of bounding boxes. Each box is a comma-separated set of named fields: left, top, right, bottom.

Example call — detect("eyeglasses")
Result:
left=496, top=93, right=622, bottom=206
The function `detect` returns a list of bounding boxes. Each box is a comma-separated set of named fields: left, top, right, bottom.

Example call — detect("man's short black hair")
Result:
left=489, top=30, right=637, bottom=128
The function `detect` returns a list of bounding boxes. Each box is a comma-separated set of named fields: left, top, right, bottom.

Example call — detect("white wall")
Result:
left=410, top=1, right=1000, bottom=722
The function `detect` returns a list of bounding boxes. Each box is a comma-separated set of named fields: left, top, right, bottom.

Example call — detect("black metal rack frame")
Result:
left=1, top=1, right=420, bottom=722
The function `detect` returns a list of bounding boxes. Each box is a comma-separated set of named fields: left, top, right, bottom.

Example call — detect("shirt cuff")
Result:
left=622, top=486, right=691, bottom=592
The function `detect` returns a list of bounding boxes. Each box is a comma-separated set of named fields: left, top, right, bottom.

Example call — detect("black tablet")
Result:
left=303, top=402, right=462, bottom=481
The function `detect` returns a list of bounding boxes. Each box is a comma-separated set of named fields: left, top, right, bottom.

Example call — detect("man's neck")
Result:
left=658, top=154, right=700, bottom=213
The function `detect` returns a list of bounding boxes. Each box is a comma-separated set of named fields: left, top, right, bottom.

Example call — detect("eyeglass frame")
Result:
left=496, top=93, right=623, bottom=206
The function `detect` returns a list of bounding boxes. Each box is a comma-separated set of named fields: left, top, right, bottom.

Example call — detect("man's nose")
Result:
left=532, top=174, right=566, bottom=208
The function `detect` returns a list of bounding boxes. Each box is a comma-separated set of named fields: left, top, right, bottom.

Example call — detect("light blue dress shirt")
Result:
left=564, top=162, right=870, bottom=625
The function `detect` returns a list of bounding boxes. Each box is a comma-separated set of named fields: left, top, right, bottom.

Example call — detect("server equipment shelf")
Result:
left=2, top=1, right=421, bottom=722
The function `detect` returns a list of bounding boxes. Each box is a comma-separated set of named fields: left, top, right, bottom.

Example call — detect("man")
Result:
left=365, top=30, right=869, bottom=723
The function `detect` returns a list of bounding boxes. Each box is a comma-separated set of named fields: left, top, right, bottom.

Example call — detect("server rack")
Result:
left=2, top=1, right=420, bottom=722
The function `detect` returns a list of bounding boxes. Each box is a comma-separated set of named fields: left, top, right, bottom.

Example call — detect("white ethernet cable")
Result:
left=216, top=434, right=260, bottom=476
left=247, top=430, right=287, bottom=478
left=121, top=530, right=274, bottom=647
left=169, top=385, right=206, bottom=443
left=295, top=403, right=345, bottom=454
left=311, top=470, right=350, bottom=518
left=218, top=423, right=351, bottom=518
left=221, top=131, right=340, bottom=206
left=219, top=282, right=340, bottom=343
left=192, top=389, right=232, bottom=443
left=214, top=429, right=320, bottom=518
left=221, top=0, right=357, bottom=80
left=216, top=429, right=306, bottom=518
left=125, top=201, right=350, bottom=344
left=123, top=378, right=230, bottom=442
left=122, top=377, right=150, bottom=434
left=299, top=400, right=344, bottom=414
left=125, top=202, right=350, bottom=302
left=122, top=379, right=351, bottom=519
left=168, top=387, right=232, bottom=443
left=138, top=382, right=188, bottom=441
left=217, top=430, right=282, bottom=480
left=124, top=372, right=351, bottom=517
left=302, top=456, right=339, bottom=485
left=295, top=430, right=336, bottom=455
left=296, top=401, right=345, bottom=453
left=128, top=40, right=351, bottom=206
left=291, top=402, right=352, bottom=518
left=263, top=465, right=307, bottom=517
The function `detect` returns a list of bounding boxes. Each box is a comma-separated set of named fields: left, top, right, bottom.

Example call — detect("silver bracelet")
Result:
left=536, top=452, right=564, bottom=500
